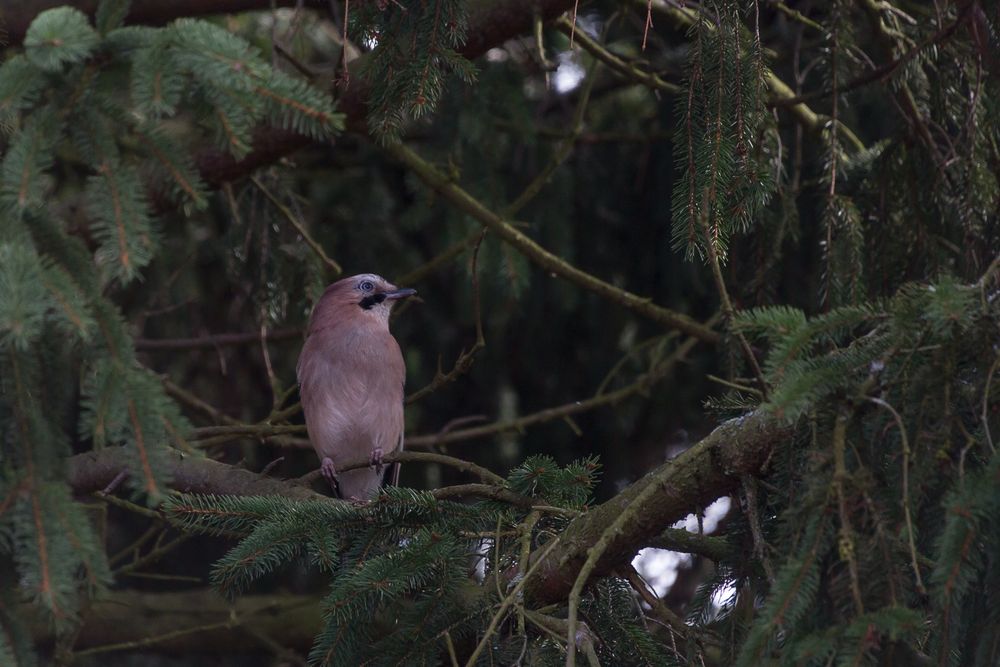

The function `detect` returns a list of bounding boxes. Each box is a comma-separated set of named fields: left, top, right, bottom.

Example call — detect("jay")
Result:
left=297, top=273, right=416, bottom=499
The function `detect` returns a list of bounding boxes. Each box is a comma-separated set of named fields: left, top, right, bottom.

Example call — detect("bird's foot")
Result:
left=369, top=447, right=385, bottom=475
left=321, top=457, right=340, bottom=494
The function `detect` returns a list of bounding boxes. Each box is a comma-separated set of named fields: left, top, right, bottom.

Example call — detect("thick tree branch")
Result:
left=69, top=447, right=512, bottom=501
left=525, top=410, right=794, bottom=604
left=67, top=448, right=324, bottom=501
left=644, top=527, right=735, bottom=562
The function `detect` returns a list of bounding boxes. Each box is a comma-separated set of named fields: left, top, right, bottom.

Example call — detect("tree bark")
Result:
left=524, top=410, right=794, bottom=604
left=67, top=448, right=325, bottom=501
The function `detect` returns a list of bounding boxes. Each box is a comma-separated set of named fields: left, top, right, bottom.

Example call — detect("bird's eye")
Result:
left=358, top=280, right=375, bottom=292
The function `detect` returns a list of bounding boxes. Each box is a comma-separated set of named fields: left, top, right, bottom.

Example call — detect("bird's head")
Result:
left=310, top=273, right=417, bottom=331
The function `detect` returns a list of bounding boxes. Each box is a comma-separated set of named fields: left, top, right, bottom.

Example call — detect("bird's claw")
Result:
left=321, top=457, right=340, bottom=494
left=369, top=447, right=385, bottom=475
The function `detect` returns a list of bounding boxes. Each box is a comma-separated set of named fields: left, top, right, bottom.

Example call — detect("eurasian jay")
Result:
left=296, top=273, right=416, bottom=499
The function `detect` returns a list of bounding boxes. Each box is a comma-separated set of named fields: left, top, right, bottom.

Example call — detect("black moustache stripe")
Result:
left=359, top=293, right=387, bottom=310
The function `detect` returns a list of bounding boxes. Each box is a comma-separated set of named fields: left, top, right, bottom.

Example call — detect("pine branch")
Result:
left=171, top=0, right=582, bottom=199
left=3, top=1, right=330, bottom=45
left=640, top=0, right=866, bottom=153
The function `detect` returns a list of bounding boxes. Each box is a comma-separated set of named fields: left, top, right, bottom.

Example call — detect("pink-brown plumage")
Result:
left=297, top=273, right=415, bottom=499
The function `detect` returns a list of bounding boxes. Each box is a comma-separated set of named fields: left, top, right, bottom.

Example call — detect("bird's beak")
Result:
left=383, top=287, right=417, bottom=301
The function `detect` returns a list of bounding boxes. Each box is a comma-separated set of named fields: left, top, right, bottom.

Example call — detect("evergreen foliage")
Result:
left=0, top=0, right=341, bottom=644
left=163, top=458, right=679, bottom=666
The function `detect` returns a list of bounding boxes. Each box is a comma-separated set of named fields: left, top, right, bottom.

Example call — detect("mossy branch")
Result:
left=525, top=409, right=794, bottom=604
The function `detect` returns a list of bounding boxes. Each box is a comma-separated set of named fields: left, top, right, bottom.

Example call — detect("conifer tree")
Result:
left=0, top=1, right=997, bottom=665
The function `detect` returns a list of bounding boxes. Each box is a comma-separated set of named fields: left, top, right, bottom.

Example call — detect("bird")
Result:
left=296, top=273, right=416, bottom=500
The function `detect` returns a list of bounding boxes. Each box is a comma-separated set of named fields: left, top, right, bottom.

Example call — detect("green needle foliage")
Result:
left=0, top=0, right=341, bottom=643
left=163, top=457, right=678, bottom=667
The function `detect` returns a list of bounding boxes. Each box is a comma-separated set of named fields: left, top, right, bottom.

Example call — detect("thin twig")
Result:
left=73, top=620, right=235, bottom=657
left=503, top=56, right=599, bottom=217
left=114, top=533, right=193, bottom=577
left=866, top=396, right=926, bottom=594
left=740, top=474, right=775, bottom=584
left=396, top=231, right=484, bottom=287
left=260, top=457, right=285, bottom=477
left=699, top=216, right=769, bottom=400
left=250, top=175, right=342, bottom=276
left=406, top=231, right=488, bottom=404
left=163, top=378, right=242, bottom=426
left=298, top=450, right=506, bottom=486
left=465, top=538, right=561, bottom=667
left=620, top=564, right=698, bottom=660
left=832, top=409, right=865, bottom=615
left=982, top=353, right=999, bottom=454
left=407, top=330, right=704, bottom=449
left=431, top=484, right=535, bottom=508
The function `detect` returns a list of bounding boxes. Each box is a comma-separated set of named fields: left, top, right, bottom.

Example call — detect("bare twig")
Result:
left=620, top=564, right=693, bottom=646
left=163, top=378, right=243, bottom=426
left=406, top=231, right=488, bottom=404
left=866, top=396, right=926, bottom=594
left=431, top=484, right=535, bottom=508
left=396, top=232, right=485, bottom=286
left=465, top=538, right=561, bottom=667
left=260, top=457, right=286, bottom=477
left=504, top=55, right=599, bottom=217
left=700, top=185, right=769, bottom=401
left=407, top=330, right=704, bottom=449
left=298, top=450, right=507, bottom=487
left=250, top=175, right=342, bottom=276
left=135, top=328, right=301, bottom=351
